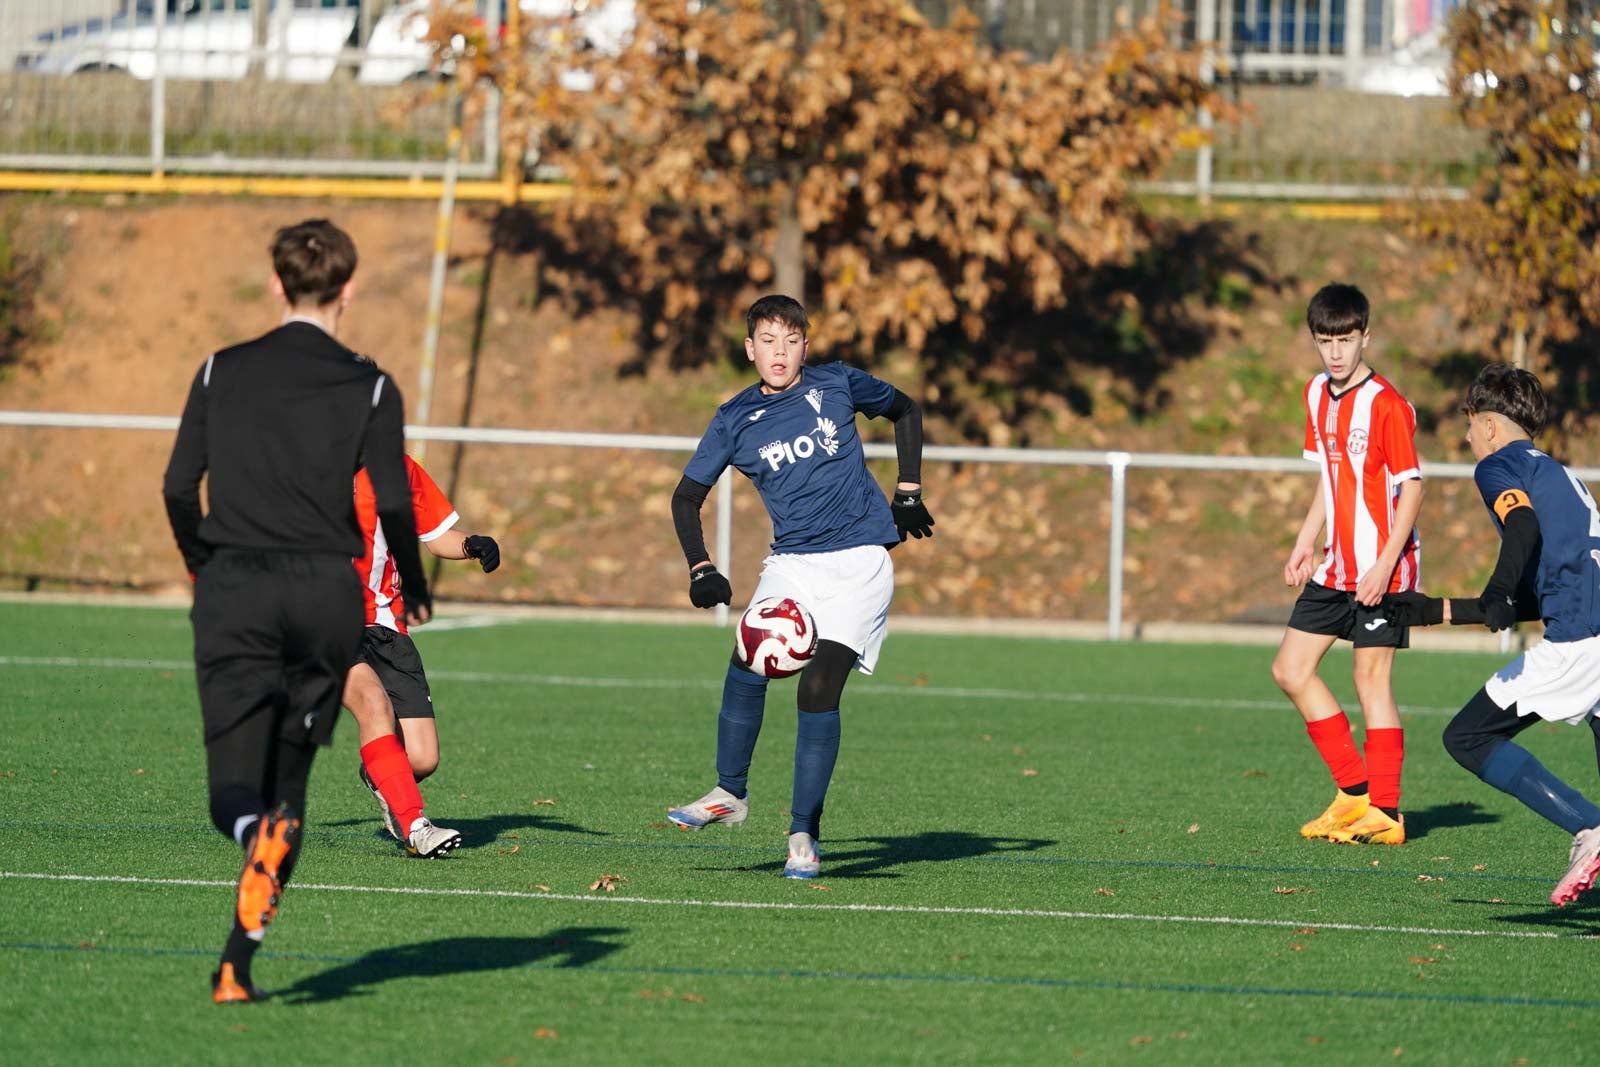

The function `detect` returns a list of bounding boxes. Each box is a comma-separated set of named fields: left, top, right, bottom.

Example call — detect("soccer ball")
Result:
left=734, top=597, right=818, bottom=678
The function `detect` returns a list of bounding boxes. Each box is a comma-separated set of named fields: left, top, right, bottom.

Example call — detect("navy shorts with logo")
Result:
left=1287, top=581, right=1410, bottom=650
left=356, top=625, right=435, bottom=719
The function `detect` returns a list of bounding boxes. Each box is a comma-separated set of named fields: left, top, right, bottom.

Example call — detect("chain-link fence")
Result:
left=0, top=0, right=1484, bottom=193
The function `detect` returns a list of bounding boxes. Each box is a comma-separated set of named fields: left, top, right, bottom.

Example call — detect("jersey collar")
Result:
left=1325, top=368, right=1375, bottom=401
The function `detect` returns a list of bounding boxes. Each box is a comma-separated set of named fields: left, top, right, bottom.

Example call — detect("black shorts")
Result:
left=192, top=549, right=364, bottom=748
left=1287, top=582, right=1410, bottom=650
left=356, top=625, right=435, bottom=719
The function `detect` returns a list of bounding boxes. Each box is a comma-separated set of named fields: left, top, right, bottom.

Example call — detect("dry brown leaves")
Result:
left=1094, top=887, right=1116, bottom=897
left=533, top=798, right=557, bottom=806
left=589, top=874, right=626, bottom=892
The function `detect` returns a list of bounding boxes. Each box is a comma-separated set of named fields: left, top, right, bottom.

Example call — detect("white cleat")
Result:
left=1552, top=825, right=1600, bottom=905
left=407, top=817, right=463, bottom=859
left=783, top=831, right=821, bottom=879
left=666, top=786, right=749, bottom=830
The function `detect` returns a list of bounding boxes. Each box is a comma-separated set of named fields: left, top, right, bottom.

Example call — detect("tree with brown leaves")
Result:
left=431, top=0, right=1219, bottom=440
left=1414, top=0, right=1600, bottom=427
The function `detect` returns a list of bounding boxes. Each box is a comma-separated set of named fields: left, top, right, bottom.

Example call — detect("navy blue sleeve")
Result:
left=684, top=410, right=731, bottom=487
left=843, top=365, right=897, bottom=418
left=1474, top=451, right=1526, bottom=528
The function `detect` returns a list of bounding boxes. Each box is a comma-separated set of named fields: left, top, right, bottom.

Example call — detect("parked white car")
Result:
left=14, top=0, right=633, bottom=86
left=16, top=0, right=360, bottom=82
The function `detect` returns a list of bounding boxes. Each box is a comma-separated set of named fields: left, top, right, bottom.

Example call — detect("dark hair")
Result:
left=1464, top=362, right=1547, bottom=437
left=1306, top=283, right=1370, bottom=336
left=271, top=219, right=358, bottom=307
left=745, top=294, right=808, bottom=339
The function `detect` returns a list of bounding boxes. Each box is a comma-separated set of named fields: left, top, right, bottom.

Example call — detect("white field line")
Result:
left=0, top=870, right=1576, bottom=941
left=0, top=655, right=1463, bottom=717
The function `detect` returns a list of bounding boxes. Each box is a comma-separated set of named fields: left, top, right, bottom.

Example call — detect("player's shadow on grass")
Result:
left=323, top=812, right=610, bottom=850
left=717, top=830, right=1056, bottom=880
left=1474, top=900, right=1600, bottom=937
left=1397, top=801, right=1500, bottom=841
left=280, top=928, right=628, bottom=1004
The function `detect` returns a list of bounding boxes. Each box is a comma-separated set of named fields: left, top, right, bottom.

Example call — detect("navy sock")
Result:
left=790, top=709, right=841, bottom=838
left=715, top=663, right=769, bottom=799
left=1481, top=742, right=1600, bottom=834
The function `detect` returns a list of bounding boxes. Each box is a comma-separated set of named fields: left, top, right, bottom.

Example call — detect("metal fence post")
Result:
left=1107, top=451, right=1131, bottom=640
left=715, top=468, right=734, bottom=627
left=151, top=0, right=166, bottom=176
left=1196, top=0, right=1216, bottom=204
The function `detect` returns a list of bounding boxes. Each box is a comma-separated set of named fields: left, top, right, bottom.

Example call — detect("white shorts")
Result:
left=750, top=544, right=894, bottom=675
left=1485, top=633, right=1600, bottom=725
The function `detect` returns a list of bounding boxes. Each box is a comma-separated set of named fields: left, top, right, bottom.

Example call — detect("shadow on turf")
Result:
left=279, top=929, right=629, bottom=1003
left=1398, top=801, right=1500, bottom=841
left=709, top=830, right=1057, bottom=880
left=324, top=812, right=611, bottom=851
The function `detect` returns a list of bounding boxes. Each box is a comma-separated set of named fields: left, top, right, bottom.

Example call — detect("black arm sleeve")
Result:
left=161, top=367, right=212, bottom=575
left=672, top=475, right=714, bottom=569
left=1483, top=507, right=1541, bottom=603
left=363, top=377, right=428, bottom=607
left=881, top=389, right=923, bottom=486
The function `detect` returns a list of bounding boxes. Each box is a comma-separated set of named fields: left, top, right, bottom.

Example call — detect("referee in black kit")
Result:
left=162, top=219, right=430, bottom=1004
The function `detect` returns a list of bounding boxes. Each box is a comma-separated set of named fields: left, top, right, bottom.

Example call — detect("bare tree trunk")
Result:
left=775, top=181, right=804, bottom=303
left=248, top=0, right=269, bottom=81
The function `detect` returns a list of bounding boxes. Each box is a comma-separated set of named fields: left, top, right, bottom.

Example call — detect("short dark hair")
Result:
left=1306, top=283, right=1370, bottom=336
left=1464, top=362, right=1547, bottom=437
left=271, top=219, right=358, bottom=307
left=745, top=294, right=808, bottom=339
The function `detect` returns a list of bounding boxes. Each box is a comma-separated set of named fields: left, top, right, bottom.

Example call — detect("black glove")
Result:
left=463, top=534, right=500, bottom=573
left=1482, top=591, right=1517, bottom=632
left=892, top=489, right=935, bottom=541
left=1381, top=591, right=1444, bottom=628
left=688, top=565, right=732, bottom=609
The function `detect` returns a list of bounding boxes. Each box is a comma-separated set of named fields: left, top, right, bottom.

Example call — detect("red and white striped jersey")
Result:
left=353, top=456, right=458, bottom=633
left=1302, top=371, right=1422, bottom=593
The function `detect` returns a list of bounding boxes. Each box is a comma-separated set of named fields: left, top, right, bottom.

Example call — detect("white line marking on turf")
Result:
left=0, top=656, right=1462, bottom=716
left=1, top=871, right=1577, bottom=941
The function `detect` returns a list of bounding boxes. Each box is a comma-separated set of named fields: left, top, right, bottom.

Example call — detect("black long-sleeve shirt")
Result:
left=161, top=320, right=429, bottom=608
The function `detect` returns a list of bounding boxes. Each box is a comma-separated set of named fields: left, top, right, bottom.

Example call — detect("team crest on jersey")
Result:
left=759, top=417, right=841, bottom=471
left=1346, top=429, right=1368, bottom=455
left=805, top=388, right=824, bottom=413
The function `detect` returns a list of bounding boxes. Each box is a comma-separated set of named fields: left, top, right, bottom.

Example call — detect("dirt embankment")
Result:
left=0, top=195, right=1549, bottom=624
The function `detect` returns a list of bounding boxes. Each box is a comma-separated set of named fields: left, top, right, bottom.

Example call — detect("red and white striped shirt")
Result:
left=1302, top=371, right=1422, bottom=593
left=353, top=456, right=458, bottom=633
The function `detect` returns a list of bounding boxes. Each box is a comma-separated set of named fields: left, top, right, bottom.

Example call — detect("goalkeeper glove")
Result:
left=1381, top=591, right=1443, bottom=627
left=1482, top=591, right=1517, bottom=632
left=892, top=489, right=935, bottom=541
left=463, top=534, right=500, bottom=573
left=689, top=565, right=732, bottom=609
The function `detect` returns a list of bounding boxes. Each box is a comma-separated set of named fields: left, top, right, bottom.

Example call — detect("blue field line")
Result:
left=0, top=818, right=1557, bottom=884
left=3, top=939, right=1597, bottom=1010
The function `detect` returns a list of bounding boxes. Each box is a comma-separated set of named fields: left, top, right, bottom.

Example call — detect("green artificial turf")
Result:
left=4, top=602, right=1599, bottom=1065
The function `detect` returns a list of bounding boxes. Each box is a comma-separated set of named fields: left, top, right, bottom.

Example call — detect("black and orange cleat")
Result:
left=237, top=804, right=301, bottom=933
left=211, top=963, right=268, bottom=1004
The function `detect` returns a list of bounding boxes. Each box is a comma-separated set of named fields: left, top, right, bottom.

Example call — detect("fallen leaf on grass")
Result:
left=1487, top=897, right=1508, bottom=904
left=680, top=993, right=706, bottom=1003
left=1430, top=943, right=1447, bottom=950
left=1094, top=887, right=1116, bottom=896
left=1289, top=944, right=1305, bottom=951
left=1172, top=1030, right=1191, bottom=1040
left=530, top=884, right=551, bottom=892
left=1431, top=856, right=1451, bottom=862
left=1307, top=1036, right=1325, bottom=1046
left=534, top=1028, right=559, bottom=1040
left=533, top=798, right=556, bottom=806
left=1130, top=1036, right=1153, bottom=1047
left=1392, top=1046, right=1404, bottom=1057
left=1021, top=768, right=1039, bottom=777
left=1472, top=864, right=1486, bottom=872
left=1407, top=957, right=1436, bottom=965
left=589, top=874, right=626, bottom=892
left=807, top=884, right=832, bottom=891
left=648, top=821, right=674, bottom=829
left=1416, top=874, right=1441, bottom=882
left=1274, top=886, right=1314, bottom=895
left=980, top=734, right=992, bottom=742
left=1187, top=823, right=1200, bottom=834
left=135, top=768, right=146, bottom=775
left=1294, top=927, right=1320, bottom=935
left=1242, top=769, right=1268, bottom=778
left=497, top=845, right=520, bottom=855
left=1370, top=860, right=1381, bottom=868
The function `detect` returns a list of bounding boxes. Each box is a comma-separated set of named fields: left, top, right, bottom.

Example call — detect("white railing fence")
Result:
left=5, top=410, right=1580, bottom=641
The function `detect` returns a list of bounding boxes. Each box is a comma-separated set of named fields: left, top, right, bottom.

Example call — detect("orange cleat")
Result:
left=1299, top=789, right=1369, bottom=839
left=211, top=962, right=268, bottom=1004
left=237, top=804, right=301, bottom=933
left=1328, top=808, right=1406, bottom=845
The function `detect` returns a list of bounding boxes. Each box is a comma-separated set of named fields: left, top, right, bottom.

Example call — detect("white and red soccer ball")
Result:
left=735, top=597, right=818, bottom=678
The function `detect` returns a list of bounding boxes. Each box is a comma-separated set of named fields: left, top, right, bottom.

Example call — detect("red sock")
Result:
left=1365, top=728, right=1405, bottom=811
left=1305, top=712, right=1367, bottom=791
left=360, top=735, right=425, bottom=836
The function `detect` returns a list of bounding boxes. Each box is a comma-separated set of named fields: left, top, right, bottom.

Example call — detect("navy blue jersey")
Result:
left=1475, top=444, right=1600, bottom=642
left=684, top=361, right=900, bottom=554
